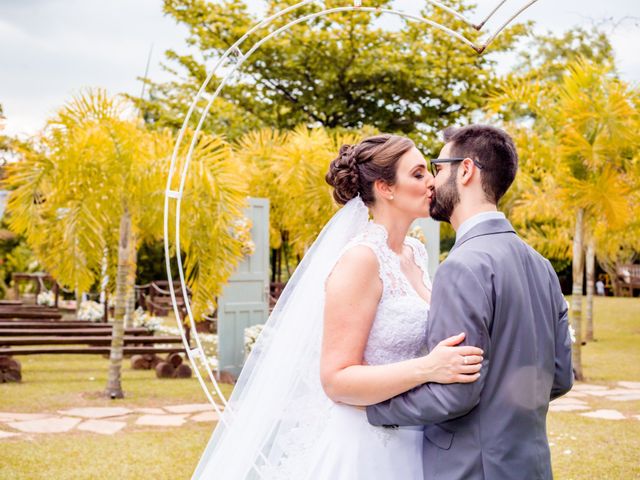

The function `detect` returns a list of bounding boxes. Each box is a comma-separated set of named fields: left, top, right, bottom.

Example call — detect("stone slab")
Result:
left=564, top=391, right=588, bottom=398
left=135, top=414, right=187, bottom=427
left=57, top=407, right=132, bottom=419
left=191, top=411, right=219, bottom=422
left=618, top=381, right=640, bottom=390
left=551, top=397, right=588, bottom=406
left=605, top=393, right=640, bottom=402
left=105, top=415, right=133, bottom=421
left=163, top=404, right=211, bottom=414
left=583, top=388, right=639, bottom=397
left=135, top=408, right=166, bottom=415
left=77, top=419, right=127, bottom=435
left=0, top=413, right=52, bottom=422
left=549, top=404, right=590, bottom=412
left=571, top=384, right=609, bottom=392
left=8, top=416, right=81, bottom=433
left=580, top=409, right=626, bottom=420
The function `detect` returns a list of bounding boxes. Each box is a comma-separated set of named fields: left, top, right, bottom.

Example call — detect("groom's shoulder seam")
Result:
left=437, top=256, right=492, bottom=307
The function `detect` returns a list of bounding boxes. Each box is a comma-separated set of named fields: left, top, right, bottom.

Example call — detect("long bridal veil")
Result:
left=193, top=195, right=370, bottom=479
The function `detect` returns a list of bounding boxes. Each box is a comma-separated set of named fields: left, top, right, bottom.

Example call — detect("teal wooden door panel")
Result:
left=217, top=198, right=269, bottom=377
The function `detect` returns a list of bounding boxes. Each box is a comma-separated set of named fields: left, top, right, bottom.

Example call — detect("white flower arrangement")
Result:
left=152, top=320, right=219, bottom=359
left=198, top=332, right=219, bottom=358
left=244, top=323, right=265, bottom=356
left=231, top=217, right=256, bottom=257
left=208, top=356, right=219, bottom=371
left=77, top=300, right=105, bottom=322
left=36, top=291, right=55, bottom=307
left=133, top=307, right=162, bottom=332
left=564, top=299, right=576, bottom=344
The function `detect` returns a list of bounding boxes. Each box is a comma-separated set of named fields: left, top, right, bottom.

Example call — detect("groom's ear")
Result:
left=459, top=157, right=476, bottom=186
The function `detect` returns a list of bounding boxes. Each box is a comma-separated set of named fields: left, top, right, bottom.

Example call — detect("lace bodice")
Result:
left=340, top=221, right=431, bottom=366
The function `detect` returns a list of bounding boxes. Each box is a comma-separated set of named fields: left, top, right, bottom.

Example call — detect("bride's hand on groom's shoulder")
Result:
left=418, top=332, right=484, bottom=385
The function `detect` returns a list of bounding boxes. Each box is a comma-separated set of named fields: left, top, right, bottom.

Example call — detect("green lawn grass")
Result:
left=548, top=296, right=640, bottom=479
left=1, top=296, right=638, bottom=479
left=1, top=354, right=223, bottom=412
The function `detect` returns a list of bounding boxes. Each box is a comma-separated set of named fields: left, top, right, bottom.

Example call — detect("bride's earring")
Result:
left=389, top=195, right=394, bottom=200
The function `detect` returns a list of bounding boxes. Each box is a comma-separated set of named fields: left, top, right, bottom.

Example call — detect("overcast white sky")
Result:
left=1, top=0, right=638, bottom=137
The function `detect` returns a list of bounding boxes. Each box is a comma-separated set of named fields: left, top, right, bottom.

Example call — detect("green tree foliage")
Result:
left=135, top=0, right=527, bottom=150
left=515, top=26, right=614, bottom=82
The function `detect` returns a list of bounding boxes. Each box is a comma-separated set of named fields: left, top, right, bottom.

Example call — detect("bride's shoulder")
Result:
left=336, top=243, right=379, bottom=271
left=326, top=244, right=380, bottom=291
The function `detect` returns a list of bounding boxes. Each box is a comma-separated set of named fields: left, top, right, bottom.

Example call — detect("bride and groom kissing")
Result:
left=194, top=124, right=574, bottom=479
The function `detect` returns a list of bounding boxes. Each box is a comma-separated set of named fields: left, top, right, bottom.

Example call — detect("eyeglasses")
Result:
left=429, top=157, right=484, bottom=177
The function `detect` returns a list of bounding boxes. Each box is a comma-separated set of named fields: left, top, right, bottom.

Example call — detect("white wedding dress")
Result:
left=193, top=198, right=432, bottom=480
left=302, top=221, right=432, bottom=480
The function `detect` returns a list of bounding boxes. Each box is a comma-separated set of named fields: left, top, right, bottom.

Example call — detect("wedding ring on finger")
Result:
left=463, top=356, right=468, bottom=365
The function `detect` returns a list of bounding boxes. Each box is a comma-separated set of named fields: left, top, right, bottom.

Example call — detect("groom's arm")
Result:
left=366, top=258, right=492, bottom=426
left=548, top=261, right=573, bottom=400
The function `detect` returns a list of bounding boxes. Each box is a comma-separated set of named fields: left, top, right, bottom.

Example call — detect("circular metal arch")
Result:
left=162, top=0, right=539, bottom=421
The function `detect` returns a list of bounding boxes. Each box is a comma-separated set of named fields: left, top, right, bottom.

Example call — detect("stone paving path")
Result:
left=0, top=403, right=220, bottom=438
left=548, top=381, right=640, bottom=420
left=0, top=381, right=638, bottom=440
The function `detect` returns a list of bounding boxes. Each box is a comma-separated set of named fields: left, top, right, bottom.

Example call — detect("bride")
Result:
left=193, top=134, right=483, bottom=479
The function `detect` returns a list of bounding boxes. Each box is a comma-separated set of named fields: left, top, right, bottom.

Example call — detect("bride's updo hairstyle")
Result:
left=325, top=134, right=415, bottom=206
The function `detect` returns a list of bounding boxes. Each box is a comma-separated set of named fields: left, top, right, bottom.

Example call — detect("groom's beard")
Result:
left=429, top=171, right=460, bottom=223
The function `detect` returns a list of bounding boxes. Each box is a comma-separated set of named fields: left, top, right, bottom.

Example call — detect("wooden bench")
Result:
left=11, top=272, right=59, bottom=307
left=0, top=317, right=103, bottom=324
left=0, top=304, right=63, bottom=320
left=0, top=336, right=182, bottom=346
left=0, top=320, right=188, bottom=382
left=0, top=328, right=148, bottom=337
left=614, top=264, right=640, bottom=297
left=0, top=300, right=23, bottom=306
left=144, top=281, right=191, bottom=318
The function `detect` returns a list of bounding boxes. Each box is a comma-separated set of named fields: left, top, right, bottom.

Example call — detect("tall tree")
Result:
left=135, top=0, right=527, bottom=150
left=489, top=58, right=639, bottom=379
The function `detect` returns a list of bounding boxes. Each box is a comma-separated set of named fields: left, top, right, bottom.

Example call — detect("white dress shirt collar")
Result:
left=455, top=211, right=506, bottom=242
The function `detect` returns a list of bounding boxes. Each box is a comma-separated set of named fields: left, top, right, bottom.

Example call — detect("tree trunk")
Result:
left=125, top=244, right=137, bottom=329
left=571, top=208, right=585, bottom=381
left=585, top=236, right=595, bottom=342
left=105, top=207, right=134, bottom=399
left=271, top=248, right=277, bottom=283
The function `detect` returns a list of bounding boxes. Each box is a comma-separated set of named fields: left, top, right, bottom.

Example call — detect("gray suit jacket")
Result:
left=367, top=218, right=573, bottom=480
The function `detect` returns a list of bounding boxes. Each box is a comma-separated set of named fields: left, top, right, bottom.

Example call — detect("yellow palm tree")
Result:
left=3, top=89, right=248, bottom=397
left=488, top=58, right=639, bottom=379
left=235, top=125, right=368, bottom=281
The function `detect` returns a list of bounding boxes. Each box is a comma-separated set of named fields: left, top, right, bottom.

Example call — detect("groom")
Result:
left=366, top=125, right=573, bottom=479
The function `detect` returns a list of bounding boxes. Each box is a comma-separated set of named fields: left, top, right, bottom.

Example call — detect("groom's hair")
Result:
left=442, top=125, right=518, bottom=204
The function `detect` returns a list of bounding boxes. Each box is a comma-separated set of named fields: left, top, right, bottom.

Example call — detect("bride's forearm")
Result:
left=322, top=358, right=432, bottom=406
